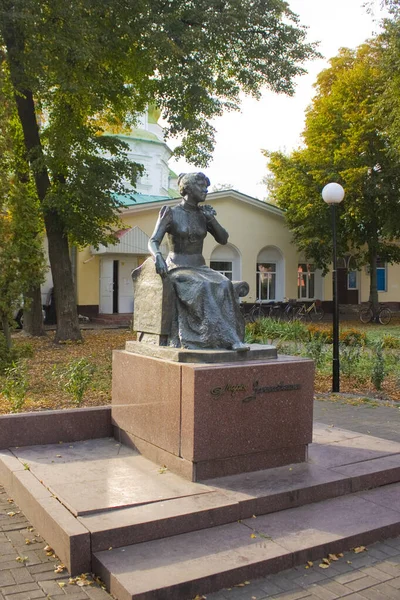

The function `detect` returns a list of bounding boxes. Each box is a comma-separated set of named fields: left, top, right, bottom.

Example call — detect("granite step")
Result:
left=93, top=482, right=400, bottom=600
left=81, top=453, right=400, bottom=553
left=79, top=433, right=400, bottom=552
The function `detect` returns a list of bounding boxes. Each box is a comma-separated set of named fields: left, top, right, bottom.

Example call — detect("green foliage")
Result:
left=371, top=342, right=386, bottom=391
left=303, top=336, right=326, bottom=367
left=2, top=360, right=29, bottom=412
left=0, top=336, right=33, bottom=374
left=307, top=325, right=332, bottom=343
left=53, top=358, right=94, bottom=406
left=339, top=328, right=367, bottom=347
left=339, top=344, right=362, bottom=379
left=266, top=40, right=400, bottom=301
left=245, top=318, right=307, bottom=344
left=0, top=68, right=46, bottom=346
left=382, top=334, right=400, bottom=348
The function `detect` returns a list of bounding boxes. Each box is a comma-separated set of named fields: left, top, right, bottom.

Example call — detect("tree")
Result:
left=0, top=69, right=45, bottom=348
left=0, top=0, right=318, bottom=341
left=265, top=41, right=400, bottom=314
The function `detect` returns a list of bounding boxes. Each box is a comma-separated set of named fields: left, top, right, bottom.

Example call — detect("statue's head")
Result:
left=178, top=172, right=210, bottom=199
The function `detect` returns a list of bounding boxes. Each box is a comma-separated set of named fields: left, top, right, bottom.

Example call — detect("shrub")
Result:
left=2, top=360, right=29, bottom=412
left=371, top=342, right=386, bottom=391
left=382, top=334, right=400, bottom=349
left=339, top=328, right=367, bottom=347
left=307, top=325, right=332, bottom=343
left=245, top=318, right=308, bottom=344
left=53, top=358, right=94, bottom=405
left=303, top=336, right=326, bottom=367
left=340, top=343, right=362, bottom=379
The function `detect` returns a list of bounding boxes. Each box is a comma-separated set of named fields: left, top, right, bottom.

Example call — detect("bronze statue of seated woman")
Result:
left=133, top=172, right=249, bottom=352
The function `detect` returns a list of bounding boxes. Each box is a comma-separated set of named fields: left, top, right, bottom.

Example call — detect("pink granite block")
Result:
left=0, top=407, right=112, bottom=449
left=181, top=357, right=314, bottom=462
left=112, top=350, right=181, bottom=455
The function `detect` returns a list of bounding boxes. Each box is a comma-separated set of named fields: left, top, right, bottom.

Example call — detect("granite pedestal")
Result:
left=111, top=345, right=314, bottom=481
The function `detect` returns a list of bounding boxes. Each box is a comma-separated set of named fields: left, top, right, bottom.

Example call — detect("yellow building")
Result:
left=42, top=109, right=400, bottom=319
left=76, top=189, right=325, bottom=318
left=74, top=188, right=400, bottom=318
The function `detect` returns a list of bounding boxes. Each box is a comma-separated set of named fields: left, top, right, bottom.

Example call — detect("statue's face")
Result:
left=190, top=177, right=208, bottom=204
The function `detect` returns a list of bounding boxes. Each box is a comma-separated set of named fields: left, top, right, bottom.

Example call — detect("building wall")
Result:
left=75, top=195, right=301, bottom=309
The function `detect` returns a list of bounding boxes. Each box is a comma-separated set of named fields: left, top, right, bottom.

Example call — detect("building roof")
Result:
left=117, top=189, right=285, bottom=218
left=115, top=193, right=174, bottom=207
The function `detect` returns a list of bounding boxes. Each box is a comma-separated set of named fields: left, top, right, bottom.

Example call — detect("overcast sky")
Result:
left=168, top=0, right=386, bottom=199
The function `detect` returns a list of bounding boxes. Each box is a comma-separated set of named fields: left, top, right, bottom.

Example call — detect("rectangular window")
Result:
left=377, top=258, right=387, bottom=292
left=297, top=263, right=315, bottom=299
left=210, top=261, right=233, bottom=280
left=257, top=263, right=276, bottom=301
left=348, top=271, right=357, bottom=290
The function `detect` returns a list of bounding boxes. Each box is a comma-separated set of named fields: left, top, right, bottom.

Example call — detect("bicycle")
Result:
left=358, top=302, right=392, bottom=325
left=295, top=299, right=324, bottom=321
left=281, top=299, right=298, bottom=321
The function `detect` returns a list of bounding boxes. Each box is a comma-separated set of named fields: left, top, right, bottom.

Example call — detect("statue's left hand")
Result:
left=201, top=204, right=217, bottom=220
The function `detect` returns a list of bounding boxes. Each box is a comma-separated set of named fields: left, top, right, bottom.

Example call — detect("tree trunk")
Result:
left=23, top=285, right=46, bottom=337
left=368, top=251, right=379, bottom=321
left=1, top=9, right=81, bottom=342
left=44, top=211, right=81, bottom=342
left=1, top=314, right=12, bottom=351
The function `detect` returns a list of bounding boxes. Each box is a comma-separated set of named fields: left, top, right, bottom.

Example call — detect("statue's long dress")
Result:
left=150, top=204, right=245, bottom=350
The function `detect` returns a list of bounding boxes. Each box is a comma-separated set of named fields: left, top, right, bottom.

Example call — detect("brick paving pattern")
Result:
left=1, top=398, right=399, bottom=599
left=0, top=490, right=110, bottom=600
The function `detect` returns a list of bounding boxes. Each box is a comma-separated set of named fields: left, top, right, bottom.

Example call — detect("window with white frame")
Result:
left=297, top=263, right=315, bottom=299
left=257, top=263, right=276, bottom=301
left=210, top=261, right=233, bottom=280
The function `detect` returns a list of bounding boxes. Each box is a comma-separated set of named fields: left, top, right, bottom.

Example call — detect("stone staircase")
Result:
left=1, top=412, right=400, bottom=600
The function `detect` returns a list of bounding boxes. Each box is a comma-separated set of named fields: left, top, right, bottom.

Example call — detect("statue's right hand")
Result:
left=155, top=253, right=168, bottom=278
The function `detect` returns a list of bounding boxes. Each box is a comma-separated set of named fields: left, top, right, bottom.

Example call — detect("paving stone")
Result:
left=4, top=591, right=46, bottom=600
left=9, top=567, right=34, bottom=585
left=293, top=571, right=331, bottom=586
left=370, top=561, right=400, bottom=577
left=0, top=561, right=25, bottom=571
left=383, top=539, right=400, bottom=551
left=314, top=580, right=354, bottom=598
left=38, top=579, right=68, bottom=596
left=357, top=585, right=398, bottom=600
left=385, top=577, right=400, bottom=590
left=345, top=576, right=382, bottom=592
left=367, top=582, right=400, bottom=599
left=301, top=583, right=338, bottom=600
left=258, top=580, right=286, bottom=596
left=27, top=563, right=58, bottom=574
left=0, top=570, right=15, bottom=586
left=358, top=566, right=394, bottom=583
left=1, top=582, right=42, bottom=595
left=84, top=590, right=114, bottom=600
left=271, top=589, right=312, bottom=599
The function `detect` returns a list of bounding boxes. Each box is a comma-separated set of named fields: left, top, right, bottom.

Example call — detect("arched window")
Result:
left=297, top=263, right=315, bottom=299
left=210, top=244, right=241, bottom=281
left=256, top=247, right=284, bottom=301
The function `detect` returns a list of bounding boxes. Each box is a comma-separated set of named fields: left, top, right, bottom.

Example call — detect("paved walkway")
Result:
left=0, top=399, right=399, bottom=600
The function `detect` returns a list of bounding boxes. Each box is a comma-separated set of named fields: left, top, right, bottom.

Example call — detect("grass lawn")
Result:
left=0, top=320, right=399, bottom=414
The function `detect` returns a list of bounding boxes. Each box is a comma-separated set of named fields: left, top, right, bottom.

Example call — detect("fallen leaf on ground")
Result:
left=318, top=563, right=330, bottom=569
left=54, top=564, right=66, bottom=573
left=328, top=553, right=340, bottom=561
left=353, top=546, right=367, bottom=554
left=250, top=533, right=257, bottom=539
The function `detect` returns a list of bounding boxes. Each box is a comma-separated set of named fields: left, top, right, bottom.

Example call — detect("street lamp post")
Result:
left=322, top=183, right=345, bottom=393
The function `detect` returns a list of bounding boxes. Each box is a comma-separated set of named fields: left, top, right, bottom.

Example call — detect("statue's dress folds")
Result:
left=150, top=204, right=245, bottom=349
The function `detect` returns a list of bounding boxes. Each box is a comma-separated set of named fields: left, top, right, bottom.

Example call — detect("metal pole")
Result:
left=331, top=204, right=340, bottom=392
